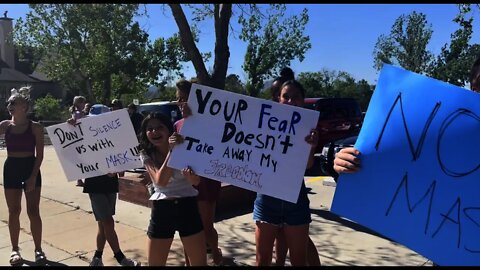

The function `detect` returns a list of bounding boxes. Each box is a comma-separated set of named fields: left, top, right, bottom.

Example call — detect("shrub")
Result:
left=33, top=94, right=66, bottom=121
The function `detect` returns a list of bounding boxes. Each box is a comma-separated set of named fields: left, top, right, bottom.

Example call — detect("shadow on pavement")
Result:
left=19, top=259, right=69, bottom=267
left=310, top=208, right=392, bottom=242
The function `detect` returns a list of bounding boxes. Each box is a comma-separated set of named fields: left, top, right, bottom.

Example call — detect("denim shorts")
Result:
left=147, top=196, right=203, bottom=239
left=253, top=182, right=311, bottom=226
left=89, top=193, right=117, bottom=221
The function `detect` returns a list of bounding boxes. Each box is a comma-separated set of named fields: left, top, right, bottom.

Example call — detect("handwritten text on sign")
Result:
left=46, top=109, right=142, bottom=181
left=331, top=65, right=480, bottom=266
left=168, top=84, right=319, bottom=203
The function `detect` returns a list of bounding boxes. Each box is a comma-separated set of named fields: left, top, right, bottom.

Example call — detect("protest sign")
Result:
left=168, top=84, right=319, bottom=203
left=331, top=64, right=480, bottom=266
left=46, top=109, right=142, bottom=181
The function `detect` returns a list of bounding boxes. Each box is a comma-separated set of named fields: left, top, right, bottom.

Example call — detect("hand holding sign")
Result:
left=46, top=109, right=142, bottom=181
left=168, top=83, right=319, bottom=203
left=331, top=65, right=480, bottom=266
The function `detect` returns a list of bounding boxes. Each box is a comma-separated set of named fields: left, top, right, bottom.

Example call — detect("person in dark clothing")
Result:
left=127, top=103, right=144, bottom=135
left=67, top=109, right=140, bottom=267
left=82, top=173, right=140, bottom=266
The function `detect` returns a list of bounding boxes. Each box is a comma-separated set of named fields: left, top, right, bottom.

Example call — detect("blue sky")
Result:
left=2, top=4, right=479, bottom=85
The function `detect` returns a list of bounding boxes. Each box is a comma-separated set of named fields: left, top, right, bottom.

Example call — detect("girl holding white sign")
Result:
left=0, top=87, right=46, bottom=265
left=139, top=112, right=207, bottom=266
left=254, top=80, right=320, bottom=266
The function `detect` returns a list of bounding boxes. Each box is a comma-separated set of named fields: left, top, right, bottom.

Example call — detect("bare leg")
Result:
left=284, top=224, right=309, bottom=266
left=5, top=189, right=22, bottom=251
left=148, top=238, right=173, bottom=266
left=25, top=187, right=43, bottom=251
left=274, top=227, right=288, bottom=266
left=181, top=231, right=207, bottom=266
left=307, top=237, right=321, bottom=266
left=95, top=222, right=107, bottom=252
left=255, top=222, right=279, bottom=266
left=197, top=200, right=222, bottom=265
left=99, top=216, right=121, bottom=253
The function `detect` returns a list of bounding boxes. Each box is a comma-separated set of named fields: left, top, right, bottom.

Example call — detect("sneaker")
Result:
left=120, top=257, right=140, bottom=266
left=89, top=257, right=104, bottom=267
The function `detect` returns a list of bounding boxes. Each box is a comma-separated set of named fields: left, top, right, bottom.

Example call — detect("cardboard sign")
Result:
left=168, top=84, right=319, bottom=203
left=331, top=65, right=480, bottom=266
left=46, top=109, right=142, bottom=181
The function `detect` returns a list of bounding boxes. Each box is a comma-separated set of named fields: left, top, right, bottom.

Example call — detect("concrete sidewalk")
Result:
left=0, top=146, right=432, bottom=266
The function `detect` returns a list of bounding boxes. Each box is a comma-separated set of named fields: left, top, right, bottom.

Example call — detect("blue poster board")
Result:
left=331, top=64, right=480, bottom=266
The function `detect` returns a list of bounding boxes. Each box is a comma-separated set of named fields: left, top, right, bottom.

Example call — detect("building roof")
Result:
left=0, top=59, right=50, bottom=83
left=0, top=67, right=39, bottom=83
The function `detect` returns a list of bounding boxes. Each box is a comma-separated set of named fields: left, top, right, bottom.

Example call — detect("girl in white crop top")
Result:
left=139, top=112, right=207, bottom=266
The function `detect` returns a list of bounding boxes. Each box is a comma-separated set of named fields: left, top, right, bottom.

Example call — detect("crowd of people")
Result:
left=2, top=57, right=480, bottom=266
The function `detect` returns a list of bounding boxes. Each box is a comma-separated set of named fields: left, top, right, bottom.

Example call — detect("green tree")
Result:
left=373, top=11, right=433, bottom=73
left=168, top=4, right=232, bottom=89
left=14, top=4, right=184, bottom=104
left=239, top=4, right=311, bottom=97
left=298, top=70, right=373, bottom=110
left=168, top=4, right=310, bottom=96
left=224, top=74, right=245, bottom=94
left=428, top=18, right=480, bottom=87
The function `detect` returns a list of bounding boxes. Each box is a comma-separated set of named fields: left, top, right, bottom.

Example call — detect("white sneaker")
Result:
left=120, top=257, right=140, bottom=266
left=89, top=257, right=103, bottom=267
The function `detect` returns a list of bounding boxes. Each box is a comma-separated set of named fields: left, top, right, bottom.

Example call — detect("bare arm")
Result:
left=144, top=151, right=174, bottom=188
left=143, top=132, right=187, bottom=187
left=0, top=120, right=10, bottom=135
left=26, top=122, right=44, bottom=192
left=305, top=129, right=319, bottom=169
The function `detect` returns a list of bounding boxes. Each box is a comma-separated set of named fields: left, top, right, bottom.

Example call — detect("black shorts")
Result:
left=3, top=156, right=42, bottom=190
left=147, top=196, right=203, bottom=239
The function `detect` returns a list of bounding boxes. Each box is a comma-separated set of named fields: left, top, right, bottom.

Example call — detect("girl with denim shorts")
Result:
left=253, top=80, right=320, bottom=266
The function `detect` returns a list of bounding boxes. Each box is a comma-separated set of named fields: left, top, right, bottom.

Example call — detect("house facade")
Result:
left=0, top=14, right=64, bottom=120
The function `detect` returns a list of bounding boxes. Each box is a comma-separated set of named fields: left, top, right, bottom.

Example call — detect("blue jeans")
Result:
left=253, top=181, right=311, bottom=226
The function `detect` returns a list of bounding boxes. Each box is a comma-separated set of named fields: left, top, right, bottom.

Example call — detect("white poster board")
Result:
left=46, top=109, right=142, bottom=181
left=168, top=84, right=319, bottom=203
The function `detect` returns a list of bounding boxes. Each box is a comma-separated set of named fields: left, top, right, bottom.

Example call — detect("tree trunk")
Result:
left=103, top=74, right=112, bottom=105
left=169, top=4, right=232, bottom=89
left=169, top=4, right=210, bottom=85
left=211, top=4, right=232, bottom=89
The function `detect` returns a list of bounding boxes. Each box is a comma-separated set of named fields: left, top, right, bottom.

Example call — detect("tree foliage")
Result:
left=224, top=74, right=245, bottom=94
left=168, top=4, right=311, bottom=96
left=239, top=4, right=311, bottom=97
left=168, top=4, right=232, bottom=89
left=297, top=70, right=374, bottom=111
left=14, top=4, right=185, bottom=104
left=428, top=17, right=480, bottom=87
left=373, top=11, right=433, bottom=73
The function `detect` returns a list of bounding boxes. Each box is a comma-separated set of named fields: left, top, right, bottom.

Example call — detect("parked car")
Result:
left=318, top=135, right=358, bottom=179
left=89, top=104, right=111, bottom=115
left=304, top=97, right=362, bottom=154
left=137, top=101, right=182, bottom=124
